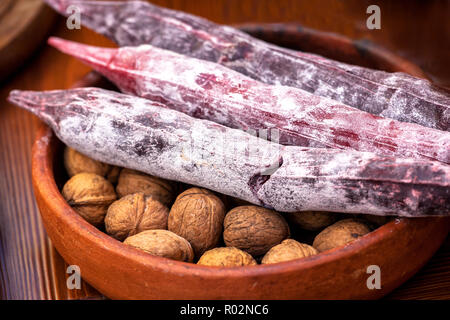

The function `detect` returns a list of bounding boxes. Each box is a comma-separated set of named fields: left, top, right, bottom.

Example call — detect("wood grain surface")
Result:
left=0, top=0, right=56, bottom=82
left=0, top=0, right=449, bottom=300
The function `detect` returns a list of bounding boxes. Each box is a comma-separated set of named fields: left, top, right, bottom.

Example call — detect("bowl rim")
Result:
left=30, top=23, right=440, bottom=280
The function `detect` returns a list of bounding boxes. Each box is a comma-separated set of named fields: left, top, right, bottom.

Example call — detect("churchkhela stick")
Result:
left=44, top=0, right=450, bottom=131
left=8, top=88, right=450, bottom=217
left=48, top=37, right=450, bottom=164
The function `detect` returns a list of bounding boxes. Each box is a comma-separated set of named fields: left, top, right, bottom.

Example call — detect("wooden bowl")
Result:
left=31, top=24, right=449, bottom=299
left=0, top=0, right=56, bottom=82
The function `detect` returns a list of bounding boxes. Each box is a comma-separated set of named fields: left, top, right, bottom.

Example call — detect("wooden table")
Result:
left=0, top=1, right=449, bottom=300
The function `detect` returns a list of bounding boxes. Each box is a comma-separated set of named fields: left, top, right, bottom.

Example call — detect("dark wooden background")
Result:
left=0, top=0, right=449, bottom=299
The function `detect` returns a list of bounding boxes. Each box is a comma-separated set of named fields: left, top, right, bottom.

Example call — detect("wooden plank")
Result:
left=0, top=17, right=112, bottom=300
left=387, top=237, right=450, bottom=300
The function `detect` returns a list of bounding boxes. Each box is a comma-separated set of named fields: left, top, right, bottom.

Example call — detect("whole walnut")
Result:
left=313, top=219, right=370, bottom=252
left=62, top=172, right=117, bottom=227
left=223, top=206, right=290, bottom=256
left=123, top=229, right=194, bottom=262
left=116, top=168, right=174, bottom=206
left=105, top=193, right=169, bottom=241
left=261, top=239, right=318, bottom=264
left=285, top=211, right=337, bottom=231
left=197, top=247, right=257, bottom=267
left=168, top=188, right=225, bottom=257
left=64, top=147, right=120, bottom=184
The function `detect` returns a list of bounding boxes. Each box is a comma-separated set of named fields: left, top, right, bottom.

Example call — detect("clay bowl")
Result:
left=32, top=24, right=449, bottom=299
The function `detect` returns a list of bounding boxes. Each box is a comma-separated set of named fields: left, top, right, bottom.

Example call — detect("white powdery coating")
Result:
left=56, top=89, right=281, bottom=204
left=224, top=32, right=450, bottom=131
left=8, top=88, right=450, bottom=216
left=259, top=148, right=450, bottom=216
left=63, top=42, right=450, bottom=163
left=45, top=0, right=450, bottom=131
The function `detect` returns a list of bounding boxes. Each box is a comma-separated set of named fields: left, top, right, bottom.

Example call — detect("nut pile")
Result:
left=62, top=146, right=389, bottom=266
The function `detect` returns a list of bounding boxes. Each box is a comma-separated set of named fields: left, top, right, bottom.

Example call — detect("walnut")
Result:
left=105, top=193, right=169, bottom=241
left=313, top=219, right=370, bottom=252
left=197, top=247, right=257, bottom=267
left=62, top=172, right=117, bottom=227
left=106, top=166, right=122, bottom=185
left=168, top=187, right=225, bottom=257
left=285, top=211, right=337, bottom=231
left=261, top=239, right=318, bottom=264
left=64, top=147, right=120, bottom=183
left=123, top=229, right=194, bottom=262
left=223, top=206, right=290, bottom=256
left=116, top=168, right=174, bottom=206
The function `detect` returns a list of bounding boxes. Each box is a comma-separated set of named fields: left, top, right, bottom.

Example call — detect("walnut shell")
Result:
left=168, top=187, right=226, bottom=257
left=105, top=193, right=169, bottom=241
left=123, top=229, right=194, bottom=262
left=62, top=172, right=117, bottom=227
left=197, top=247, right=257, bottom=267
left=64, top=147, right=119, bottom=183
left=106, top=166, right=122, bottom=185
left=116, top=168, right=174, bottom=206
left=285, top=211, right=337, bottom=231
left=223, top=206, right=290, bottom=256
left=313, top=219, right=370, bottom=252
left=261, top=239, right=318, bottom=264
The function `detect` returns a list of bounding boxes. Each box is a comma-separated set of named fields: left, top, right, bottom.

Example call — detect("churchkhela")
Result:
left=49, top=37, right=450, bottom=164
left=8, top=88, right=450, bottom=217
left=45, top=0, right=450, bottom=131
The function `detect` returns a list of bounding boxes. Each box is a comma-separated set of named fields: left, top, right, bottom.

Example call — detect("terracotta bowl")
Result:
left=32, top=24, right=449, bottom=299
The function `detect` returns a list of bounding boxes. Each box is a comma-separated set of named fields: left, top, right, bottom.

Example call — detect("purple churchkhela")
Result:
left=49, top=37, right=450, bottom=164
left=8, top=88, right=450, bottom=217
left=44, top=0, right=450, bottom=131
